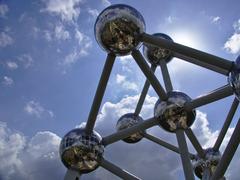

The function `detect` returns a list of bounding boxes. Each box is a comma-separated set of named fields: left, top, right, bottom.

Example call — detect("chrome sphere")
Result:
left=154, top=91, right=196, bottom=132
left=192, top=148, right=221, bottom=178
left=229, top=55, right=240, bottom=100
left=59, top=128, right=104, bottom=174
left=116, top=113, right=144, bottom=143
left=94, top=4, right=146, bottom=56
left=143, top=33, right=173, bottom=65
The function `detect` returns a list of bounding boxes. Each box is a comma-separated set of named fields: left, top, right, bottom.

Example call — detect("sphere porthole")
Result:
left=229, top=55, right=240, bottom=101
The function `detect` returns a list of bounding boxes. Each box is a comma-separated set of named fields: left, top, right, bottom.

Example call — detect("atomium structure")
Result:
left=60, top=4, right=240, bottom=180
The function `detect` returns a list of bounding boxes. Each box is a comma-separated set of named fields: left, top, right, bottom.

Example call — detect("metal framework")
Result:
left=61, top=4, right=240, bottom=180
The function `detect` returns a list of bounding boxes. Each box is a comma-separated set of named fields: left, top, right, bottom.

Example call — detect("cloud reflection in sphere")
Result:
left=94, top=4, right=146, bottom=56
left=59, top=128, right=104, bottom=174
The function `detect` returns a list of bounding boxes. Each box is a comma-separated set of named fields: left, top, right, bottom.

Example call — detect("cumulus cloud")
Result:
left=6, top=61, right=18, bottom=70
left=0, top=4, right=8, bottom=18
left=40, top=0, right=82, bottom=22
left=1, top=94, right=239, bottom=179
left=2, top=76, right=14, bottom=86
left=0, top=32, right=13, bottom=47
left=116, top=74, right=139, bottom=92
left=18, top=54, right=33, bottom=68
left=0, top=122, right=64, bottom=180
left=24, top=100, right=54, bottom=118
left=224, top=19, right=240, bottom=54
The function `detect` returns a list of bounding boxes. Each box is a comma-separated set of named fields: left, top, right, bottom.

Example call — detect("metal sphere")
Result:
left=228, top=55, right=240, bottom=101
left=59, top=128, right=104, bottom=174
left=192, top=148, right=221, bottom=178
left=94, top=4, right=146, bottom=56
left=116, top=113, right=144, bottom=143
left=143, top=33, right=173, bottom=65
left=154, top=91, right=196, bottom=132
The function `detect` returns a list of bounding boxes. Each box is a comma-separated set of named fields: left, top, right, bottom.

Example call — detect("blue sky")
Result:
left=0, top=0, right=240, bottom=179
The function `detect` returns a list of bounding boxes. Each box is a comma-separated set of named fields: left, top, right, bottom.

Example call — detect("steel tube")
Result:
left=135, top=65, right=157, bottom=115
left=100, top=158, right=141, bottom=180
left=102, top=117, right=158, bottom=146
left=173, top=53, right=229, bottom=76
left=211, top=119, right=240, bottom=180
left=159, top=59, right=173, bottom=92
left=144, top=133, right=195, bottom=159
left=176, top=130, right=195, bottom=180
left=132, top=49, right=168, bottom=100
left=213, top=98, right=239, bottom=151
left=184, top=84, right=233, bottom=111
left=185, top=128, right=205, bottom=158
left=64, top=170, right=80, bottom=180
left=140, top=33, right=233, bottom=71
left=85, top=53, right=116, bottom=134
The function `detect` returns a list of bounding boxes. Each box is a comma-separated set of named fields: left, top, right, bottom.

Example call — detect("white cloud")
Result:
left=224, top=19, right=240, bottom=54
left=224, top=33, right=240, bottom=54
left=0, top=4, right=8, bottom=18
left=60, top=29, right=92, bottom=68
left=0, top=94, right=239, bottom=179
left=2, top=76, right=14, bottom=86
left=115, top=74, right=139, bottom=92
left=211, top=16, right=221, bottom=24
left=165, top=16, right=176, bottom=24
left=18, top=54, right=33, bottom=68
left=54, top=24, right=70, bottom=40
left=24, top=100, right=54, bottom=119
left=0, top=122, right=64, bottom=180
left=6, top=61, right=18, bottom=70
left=101, top=0, right=111, bottom=7
left=41, top=0, right=82, bottom=22
left=87, top=8, right=99, bottom=18
left=0, top=32, right=13, bottom=47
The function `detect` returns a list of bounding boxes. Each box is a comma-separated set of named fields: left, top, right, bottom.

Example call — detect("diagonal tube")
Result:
left=132, top=49, right=168, bottom=101
left=176, top=129, right=195, bottom=180
left=100, top=158, right=141, bottom=180
left=143, top=133, right=195, bottom=159
left=211, top=119, right=240, bottom=180
left=134, top=65, right=157, bottom=115
left=184, top=84, right=233, bottom=111
left=64, top=169, right=80, bottom=180
left=85, top=53, right=116, bottom=134
left=173, top=53, right=229, bottom=76
left=139, top=33, right=233, bottom=72
left=102, top=117, right=158, bottom=146
left=159, top=59, right=173, bottom=92
left=185, top=128, right=205, bottom=158
left=213, top=98, right=239, bottom=151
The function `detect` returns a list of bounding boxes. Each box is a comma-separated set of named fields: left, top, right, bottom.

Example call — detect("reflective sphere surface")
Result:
left=94, top=4, right=146, bottom=56
left=60, top=128, right=104, bottom=174
left=229, top=55, right=240, bottom=100
left=116, top=113, right=144, bottom=143
left=143, top=33, right=173, bottom=65
left=154, top=91, right=196, bottom=132
left=192, top=148, right=221, bottom=178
